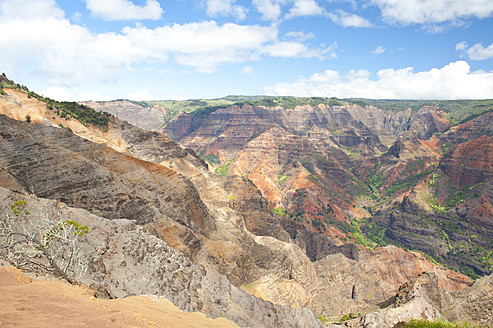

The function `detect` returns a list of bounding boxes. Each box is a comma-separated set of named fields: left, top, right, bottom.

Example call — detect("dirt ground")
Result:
left=0, top=266, right=239, bottom=328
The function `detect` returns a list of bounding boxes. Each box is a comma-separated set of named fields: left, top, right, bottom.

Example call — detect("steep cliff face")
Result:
left=157, top=100, right=492, bottom=279
left=81, top=100, right=167, bottom=131
left=440, top=135, right=493, bottom=188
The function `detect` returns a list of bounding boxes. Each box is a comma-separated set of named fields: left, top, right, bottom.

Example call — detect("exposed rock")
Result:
left=81, top=100, right=168, bottom=131
left=343, top=272, right=493, bottom=328
left=440, top=135, right=493, bottom=188
left=0, top=188, right=323, bottom=328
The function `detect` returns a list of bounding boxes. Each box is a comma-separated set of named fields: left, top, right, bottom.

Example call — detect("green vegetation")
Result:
left=0, top=74, right=112, bottom=129
left=272, top=207, right=286, bottom=216
left=316, top=315, right=330, bottom=326
left=278, top=174, right=288, bottom=185
left=363, top=219, right=387, bottom=247
left=363, top=99, right=493, bottom=125
left=289, top=189, right=307, bottom=222
left=203, top=152, right=221, bottom=165
left=368, top=172, right=384, bottom=194
left=55, top=101, right=111, bottom=128
left=442, top=183, right=481, bottom=208
left=384, top=169, right=434, bottom=197
left=248, top=96, right=344, bottom=109
left=131, top=98, right=240, bottom=122
left=441, top=143, right=451, bottom=155
left=398, top=319, right=483, bottom=328
left=215, top=158, right=234, bottom=177
left=340, top=313, right=357, bottom=322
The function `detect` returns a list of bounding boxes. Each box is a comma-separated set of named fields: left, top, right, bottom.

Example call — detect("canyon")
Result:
left=1, top=77, right=492, bottom=327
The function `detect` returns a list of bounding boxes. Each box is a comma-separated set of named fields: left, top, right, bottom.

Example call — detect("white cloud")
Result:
left=242, top=66, right=254, bottom=74
left=466, top=43, right=493, bottom=60
left=371, top=46, right=385, bottom=55
left=285, top=31, right=315, bottom=42
left=205, top=0, right=247, bottom=20
left=371, top=0, right=493, bottom=25
left=328, top=10, right=371, bottom=27
left=3, top=0, right=314, bottom=81
left=455, top=41, right=468, bottom=51
left=262, top=41, right=337, bottom=59
left=0, top=0, right=64, bottom=19
left=265, top=61, right=493, bottom=99
left=286, top=0, right=325, bottom=19
left=127, top=89, right=155, bottom=100
left=456, top=41, right=493, bottom=60
left=253, top=0, right=284, bottom=20
left=121, top=22, right=278, bottom=72
left=42, top=86, right=111, bottom=101
left=84, top=0, right=163, bottom=21
left=262, top=41, right=310, bottom=57
left=253, top=0, right=325, bottom=21
left=43, top=86, right=75, bottom=101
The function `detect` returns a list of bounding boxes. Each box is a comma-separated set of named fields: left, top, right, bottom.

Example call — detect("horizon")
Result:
left=0, top=0, right=492, bottom=101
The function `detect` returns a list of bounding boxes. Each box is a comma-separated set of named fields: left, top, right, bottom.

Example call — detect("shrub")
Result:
left=0, top=199, right=89, bottom=284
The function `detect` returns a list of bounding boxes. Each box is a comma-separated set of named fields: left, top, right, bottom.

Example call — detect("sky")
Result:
left=0, top=0, right=493, bottom=101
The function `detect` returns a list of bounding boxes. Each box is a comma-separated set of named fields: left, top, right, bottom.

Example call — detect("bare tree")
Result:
left=0, top=199, right=88, bottom=284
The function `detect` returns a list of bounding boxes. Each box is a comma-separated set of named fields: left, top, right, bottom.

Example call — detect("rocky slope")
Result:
left=0, top=187, right=321, bottom=328
left=343, top=271, right=493, bottom=328
left=154, top=100, right=492, bottom=278
left=82, top=100, right=168, bottom=131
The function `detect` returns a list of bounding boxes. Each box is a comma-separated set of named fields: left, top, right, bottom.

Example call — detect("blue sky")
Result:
left=1, top=0, right=493, bottom=100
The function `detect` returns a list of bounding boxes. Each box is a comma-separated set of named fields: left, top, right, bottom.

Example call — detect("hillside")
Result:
left=1, top=76, right=491, bottom=328
left=85, top=94, right=493, bottom=279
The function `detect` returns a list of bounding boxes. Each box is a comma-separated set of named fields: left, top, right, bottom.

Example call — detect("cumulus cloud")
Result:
left=42, top=86, right=111, bottom=101
left=262, top=41, right=337, bottom=59
left=85, top=0, right=163, bottom=21
left=466, top=43, right=493, bottom=60
left=205, top=0, right=247, bottom=20
left=371, top=46, right=385, bottom=55
left=265, top=61, right=493, bottom=99
left=121, top=22, right=278, bottom=72
left=127, top=89, right=155, bottom=101
left=242, top=66, right=254, bottom=74
left=456, top=41, right=493, bottom=60
left=0, top=0, right=331, bottom=83
left=253, top=0, right=284, bottom=20
left=456, top=41, right=468, bottom=51
left=0, top=0, right=64, bottom=19
left=253, top=0, right=325, bottom=21
left=371, top=0, right=493, bottom=25
left=286, top=0, right=325, bottom=19
left=328, top=10, right=371, bottom=27
left=285, top=31, right=315, bottom=42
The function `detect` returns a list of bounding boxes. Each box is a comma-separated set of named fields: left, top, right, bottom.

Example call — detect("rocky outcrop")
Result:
left=81, top=100, right=167, bottom=131
left=343, top=272, right=493, bottom=328
left=440, top=135, right=493, bottom=188
left=0, top=188, right=323, bottom=328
